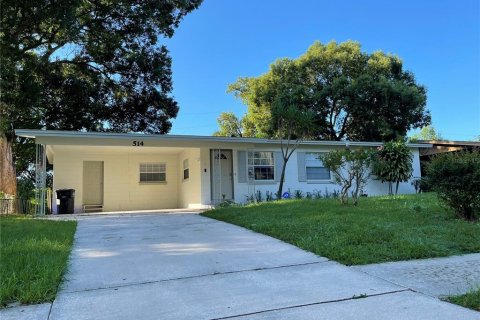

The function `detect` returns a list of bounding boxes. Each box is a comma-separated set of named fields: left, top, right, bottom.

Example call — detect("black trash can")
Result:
left=56, top=189, right=75, bottom=214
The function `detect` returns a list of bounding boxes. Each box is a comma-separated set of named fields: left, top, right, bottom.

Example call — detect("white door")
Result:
left=211, top=150, right=233, bottom=203
left=83, top=161, right=104, bottom=205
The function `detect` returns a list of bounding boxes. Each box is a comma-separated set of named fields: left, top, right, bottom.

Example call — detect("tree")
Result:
left=410, top=125, right=443, bottom=141
left=425, top=151, right=480, bottom=221
left=0, top=0, right=203, bottom=196
left=272, top=105, right=316, bottom=198
left=371, top=141, right=413, bottom=195
left=213, top=112, right=243, bottom=137
left=320, top=149, right=373, bottom=205
left=228, top=40, right=430, bottom=141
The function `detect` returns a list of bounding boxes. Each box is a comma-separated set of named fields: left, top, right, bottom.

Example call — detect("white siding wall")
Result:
left=200, top=146, right=422, bottom=205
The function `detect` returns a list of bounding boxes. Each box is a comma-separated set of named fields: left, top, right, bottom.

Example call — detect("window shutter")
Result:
left=237, top=151, right=247, bottom=183
left=297, top=152, right=307, bottom=182
left=274, top=151, right=283, bottom=182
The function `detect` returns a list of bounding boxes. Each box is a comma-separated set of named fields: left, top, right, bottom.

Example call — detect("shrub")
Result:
left=265, top=191, right=274, bottom=202
left=293, top=189, right=304, bottom=199
left=320, top=149, right=373, bottom=205
left=372, top=141, right=413, bottom=195
left=425, top=151, right=480, bottom=221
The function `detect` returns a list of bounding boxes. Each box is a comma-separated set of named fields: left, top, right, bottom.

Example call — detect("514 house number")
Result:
left=132, top=141, right=144, bottom=146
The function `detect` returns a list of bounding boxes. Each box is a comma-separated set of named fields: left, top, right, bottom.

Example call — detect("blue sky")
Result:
left=166, top=0, right=480, bottom=140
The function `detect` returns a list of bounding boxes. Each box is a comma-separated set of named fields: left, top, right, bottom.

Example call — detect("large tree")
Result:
left=213, top=112, right=243, bottom=137
left=227, top=40, right=430, bottom=141
left=409, top=125, right=443, bottom=141
left=0, top=0, right=202, bottom=196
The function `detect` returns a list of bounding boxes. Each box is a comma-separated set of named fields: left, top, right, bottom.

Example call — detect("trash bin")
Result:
left=56, top=189, right=75, bottom=214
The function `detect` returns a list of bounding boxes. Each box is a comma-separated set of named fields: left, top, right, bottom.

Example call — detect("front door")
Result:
left=211, top=149, right=233, bottom=204
left=83, top=161, right=104, bottom=205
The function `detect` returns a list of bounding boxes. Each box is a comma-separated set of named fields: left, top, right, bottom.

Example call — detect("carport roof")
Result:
left=15, top=129, right=432, bottom=148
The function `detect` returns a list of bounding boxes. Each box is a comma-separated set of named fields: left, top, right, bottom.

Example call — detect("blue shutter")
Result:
left=297, top=152, right=307, bottom=182
left=274, top=151, right=283, bottom=182
left=237, top=151, right=247, bottom=183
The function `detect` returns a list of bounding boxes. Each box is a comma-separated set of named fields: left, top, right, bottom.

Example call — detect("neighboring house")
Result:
left=417, top=140, right=480, bottom=176
left=16, top=130, right=431, bottom=214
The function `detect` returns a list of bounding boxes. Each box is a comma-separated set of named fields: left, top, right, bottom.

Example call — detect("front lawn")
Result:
left=202, top=193, right=480, bottom=265
left=0, top=215, right=77, bottom=307
left=446, top=288, right=480, bottom=311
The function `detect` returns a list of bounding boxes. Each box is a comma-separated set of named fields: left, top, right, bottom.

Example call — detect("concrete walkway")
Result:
left=2, top=213, right=478, bottom=319
left=354, top=253, right=480, bottom=297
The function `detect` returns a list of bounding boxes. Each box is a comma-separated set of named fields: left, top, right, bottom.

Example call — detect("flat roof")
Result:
left=15, top=129, right=432, bottom=148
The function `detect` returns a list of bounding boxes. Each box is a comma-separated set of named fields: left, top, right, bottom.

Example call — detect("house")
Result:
left=15, top=129, right=431, bottom=214
left=417, top=140, right=480, bottom=177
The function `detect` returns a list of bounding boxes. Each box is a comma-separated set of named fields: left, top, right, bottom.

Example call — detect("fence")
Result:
left=0, top=189, right=52, bottom=215
left=0, top=198, right=35, bottom=215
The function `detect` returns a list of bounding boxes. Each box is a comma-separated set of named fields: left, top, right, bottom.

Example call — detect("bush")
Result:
left=372, top=141, right=413, bottom=195
left=320, top=149, right=373, bottom=205
left=425, top=151, right=480, bottom=221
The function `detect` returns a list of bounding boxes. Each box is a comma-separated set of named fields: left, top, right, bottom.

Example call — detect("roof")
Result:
left=15, top=129, right=432, bottom=148
left=418, top=139, right=479, bottom=157
left=417, top=140, right=480, bottom=147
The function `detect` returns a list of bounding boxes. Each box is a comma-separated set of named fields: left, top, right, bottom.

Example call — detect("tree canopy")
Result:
left=409, top=125, right=443, bottom=141
left=226, top=40, right=430, bottom=141
left=1, top=1, right=202, bottom=194
left=213, top=112, right=243, bottom=137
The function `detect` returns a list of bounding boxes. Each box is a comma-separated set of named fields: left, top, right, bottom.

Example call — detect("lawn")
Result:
left=202, top=193, right=480, bottom=265
left=446, top=288, right=480, bottom=311
left=0, top=215, right=77, bottom=307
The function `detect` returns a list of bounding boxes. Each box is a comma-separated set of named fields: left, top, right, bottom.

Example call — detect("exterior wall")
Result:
left=177, top=149, right=202, bottom=208
left=52, top=147, right=203, bottom=213
left=199, top=145, right=422, bottom=205
left=51, top=142, right=422, bottom=212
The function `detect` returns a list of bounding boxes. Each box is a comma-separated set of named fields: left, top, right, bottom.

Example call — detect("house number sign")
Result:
left=132, top=141, right=144, bottom=146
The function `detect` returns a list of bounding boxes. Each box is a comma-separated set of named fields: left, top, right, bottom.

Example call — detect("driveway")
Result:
left=5, top=213, right=478, bottom=319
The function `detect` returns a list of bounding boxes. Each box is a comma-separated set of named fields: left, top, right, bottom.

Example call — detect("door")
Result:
left=83, top=161, right=104, bottom=205
left=211, top=149, right=233, bottom=204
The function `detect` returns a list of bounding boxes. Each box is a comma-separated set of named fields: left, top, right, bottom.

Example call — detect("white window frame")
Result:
left=139, top=162, right=166, bottom=183
left=247, top=151, right=275, bottom=181
left=183, top=159, right=189, bottom=181
left=305, top=152, right=331, bottom=182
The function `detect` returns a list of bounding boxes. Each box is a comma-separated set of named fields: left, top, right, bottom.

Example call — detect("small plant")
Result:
left=411, top=178, right=422, bottom=193
left=255, top=190, right=263, bottom=203
left=293, top=189, right=304, bottom=199
left=245, top=194, right=255, bottom=204
left=425, top=150, right=480, bottom=221
left=218, top=199, right=236, bottom=208
left=324, top=187, right=330, bottom=198
left=305, top=192, right=312, bottom=199
left=332, top=189, right=340, bottom=199
left=312, top=190, right=322, bottom=199
left=265, top=191, right=274, bottom=202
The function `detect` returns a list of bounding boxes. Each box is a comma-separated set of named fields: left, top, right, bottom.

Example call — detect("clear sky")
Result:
left=166, top=0, right=480, bottom=140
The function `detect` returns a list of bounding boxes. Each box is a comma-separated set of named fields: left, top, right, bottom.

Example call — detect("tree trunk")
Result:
left=276, top=159, right=288, bottom=199
left=0, top=135, right=17, bottom=197
left=395, top=180, right=400, bottom=195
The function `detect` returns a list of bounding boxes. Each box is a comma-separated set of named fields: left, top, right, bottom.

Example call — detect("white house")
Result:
left=15, top=129, right=431, bottom=214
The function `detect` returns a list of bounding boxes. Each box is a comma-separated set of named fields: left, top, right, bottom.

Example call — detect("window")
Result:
left=183, top=159, right=189, bottom=180
left=305, top=153, right=330, bottom=180
left=248, top=151, right=275, bottom=181
left=139, top=163, right=166, bottom=183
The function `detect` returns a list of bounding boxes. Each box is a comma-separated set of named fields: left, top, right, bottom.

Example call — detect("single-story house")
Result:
left=15, top=129, right=431, bottom=214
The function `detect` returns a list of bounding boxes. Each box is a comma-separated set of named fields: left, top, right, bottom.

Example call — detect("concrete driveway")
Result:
left=6, top=213, right=478, bottom=319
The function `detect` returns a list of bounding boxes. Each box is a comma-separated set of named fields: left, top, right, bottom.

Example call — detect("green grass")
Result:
left=446, top=288, right=480, bottom=311
left=202, top=193, right=480, bottom=265
left=0, top=215, right=77, bottom=307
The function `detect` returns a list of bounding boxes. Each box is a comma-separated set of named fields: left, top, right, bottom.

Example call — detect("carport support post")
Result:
left=34, top=143, right=47, bottom=216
